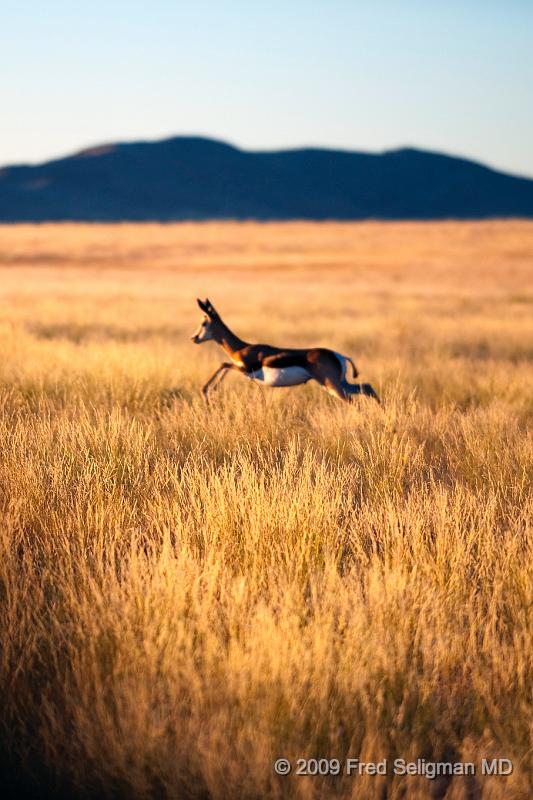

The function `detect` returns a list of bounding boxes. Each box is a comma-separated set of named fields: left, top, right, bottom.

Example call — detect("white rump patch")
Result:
left=334, top=352, right=351, bottom=381
left=250, top=366, right=311, bottom=387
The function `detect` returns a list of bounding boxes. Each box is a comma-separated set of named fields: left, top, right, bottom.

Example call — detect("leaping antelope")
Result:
left=191, top=299, right=380, bottom=404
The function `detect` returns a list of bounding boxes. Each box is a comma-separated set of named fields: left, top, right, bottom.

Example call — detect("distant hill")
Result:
left=1, top=136, right=533, bottom=221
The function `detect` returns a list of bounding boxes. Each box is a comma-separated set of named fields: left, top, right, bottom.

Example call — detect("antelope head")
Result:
left=191, top=298, right=221, bottom=344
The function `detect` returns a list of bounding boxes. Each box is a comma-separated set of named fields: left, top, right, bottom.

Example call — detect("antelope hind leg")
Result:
left=343, top=382, right=381, bottom=403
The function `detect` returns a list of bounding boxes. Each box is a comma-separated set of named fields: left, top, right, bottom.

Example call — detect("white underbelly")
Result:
left=251, top=366, right=311, bottom=387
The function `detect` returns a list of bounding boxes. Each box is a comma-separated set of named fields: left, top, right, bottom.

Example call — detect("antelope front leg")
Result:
left=202, top=362, right=238, bottom=402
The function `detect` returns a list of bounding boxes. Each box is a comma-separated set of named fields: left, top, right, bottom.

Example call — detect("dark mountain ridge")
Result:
left=1, top=135, right=532, bottom=221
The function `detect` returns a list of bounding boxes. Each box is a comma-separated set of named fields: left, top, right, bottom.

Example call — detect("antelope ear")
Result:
left=205, top=298, right=218, bottom=317
left=197, top=298, right=208, bottom=313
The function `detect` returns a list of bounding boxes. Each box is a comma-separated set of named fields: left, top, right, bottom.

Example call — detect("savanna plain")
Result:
left=0, top=221, right=532, bottom=800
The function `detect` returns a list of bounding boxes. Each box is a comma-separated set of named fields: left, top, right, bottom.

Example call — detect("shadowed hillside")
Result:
left=1, top=136, right=533, bottom=221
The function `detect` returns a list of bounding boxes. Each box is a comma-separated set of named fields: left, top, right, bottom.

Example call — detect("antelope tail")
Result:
left=347, top=357, right=358, bottom=380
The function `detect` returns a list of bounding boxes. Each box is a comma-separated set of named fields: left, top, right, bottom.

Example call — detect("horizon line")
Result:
left=2, top=133, right=533, bottom=182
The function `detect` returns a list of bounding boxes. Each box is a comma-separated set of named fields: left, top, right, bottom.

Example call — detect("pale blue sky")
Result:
left=2, top=1, right=532, bottom=175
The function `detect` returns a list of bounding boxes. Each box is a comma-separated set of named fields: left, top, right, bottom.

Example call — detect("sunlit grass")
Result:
left=0, top=222, right=532, bottom=799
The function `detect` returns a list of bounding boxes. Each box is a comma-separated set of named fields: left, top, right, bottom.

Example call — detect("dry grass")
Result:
left=0, top=221, right=532, bottom=800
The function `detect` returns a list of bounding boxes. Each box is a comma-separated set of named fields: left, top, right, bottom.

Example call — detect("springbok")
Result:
left=191, top=299, right=380, bottom=404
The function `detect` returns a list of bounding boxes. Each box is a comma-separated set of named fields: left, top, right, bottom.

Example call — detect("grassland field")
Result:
left=0, top=221, right=532, bottom=800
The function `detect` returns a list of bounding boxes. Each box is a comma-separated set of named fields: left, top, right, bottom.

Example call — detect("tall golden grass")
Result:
left=0, top=222, right=532, bottom=799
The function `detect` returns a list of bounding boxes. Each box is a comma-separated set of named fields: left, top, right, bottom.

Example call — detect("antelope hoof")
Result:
left=365, top=384, right=381, bottom=403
